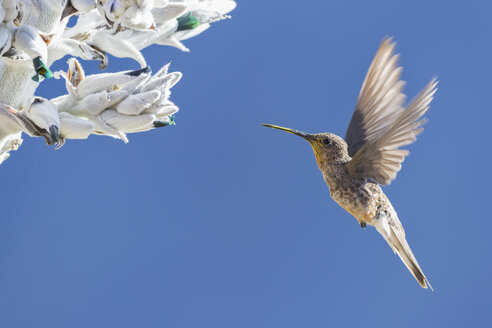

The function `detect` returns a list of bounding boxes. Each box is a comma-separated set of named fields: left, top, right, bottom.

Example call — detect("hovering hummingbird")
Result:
left=263, top=38, right=437, bottom=289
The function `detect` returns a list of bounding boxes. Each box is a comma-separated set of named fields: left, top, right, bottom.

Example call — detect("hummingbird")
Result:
left=263, top=38, right=437, bottom=289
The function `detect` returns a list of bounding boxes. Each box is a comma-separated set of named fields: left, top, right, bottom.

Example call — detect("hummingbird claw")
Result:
left=360, top=222, right=366, bottom=229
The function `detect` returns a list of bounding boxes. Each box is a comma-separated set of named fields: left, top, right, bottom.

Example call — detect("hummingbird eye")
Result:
left=322, top=138, right=331, bottom=145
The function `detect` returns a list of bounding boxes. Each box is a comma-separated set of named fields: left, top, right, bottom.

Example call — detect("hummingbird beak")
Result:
left=262, top=124, right=314, bottom=141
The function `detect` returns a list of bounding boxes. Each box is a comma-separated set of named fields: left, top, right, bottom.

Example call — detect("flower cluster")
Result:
left=0, top=0, right=236, bottom=163
left=52, top=58, right=181, bottom=147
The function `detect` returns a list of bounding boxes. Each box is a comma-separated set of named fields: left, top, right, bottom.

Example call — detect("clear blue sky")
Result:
left=1, top=1, right=490, bottom=327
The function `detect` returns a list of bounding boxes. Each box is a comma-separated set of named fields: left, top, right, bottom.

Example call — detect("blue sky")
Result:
left=1, top=1, right=491, bottom=327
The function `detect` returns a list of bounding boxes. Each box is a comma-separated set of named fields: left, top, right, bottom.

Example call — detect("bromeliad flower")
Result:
left=0, top=97, right=61, bottom=165
left=51, top=58, right=181, bottom=147
left=60, top=0, right=237, bottom=66
left=0, top=0, right=236, bottom=163
left=7, top=25, right=54, bottom=81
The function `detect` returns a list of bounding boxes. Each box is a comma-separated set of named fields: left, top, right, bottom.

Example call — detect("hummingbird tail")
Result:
left=374, top=212, right=432, bottom=290
left=388, top=226, right=432, bottom=290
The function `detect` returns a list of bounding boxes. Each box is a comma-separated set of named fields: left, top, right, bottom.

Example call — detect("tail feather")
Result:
left=374, top=211, right=432, bottom=290
left=388, top=225, right=433, bottom=290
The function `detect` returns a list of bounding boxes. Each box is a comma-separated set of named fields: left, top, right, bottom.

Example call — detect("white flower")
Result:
left=24, top=97, right=60, bottom=143
left=69, top=0, right=96, bottom=13
left=0, top=26, right=12, bottom=55
left=2, top=0, right=20, bottom=23
left=13, top=25, right=54, bottom=81
left=0, top=132, right=22, bottom=164
left=52, top=58, right=181, bottom=146
left=0, top=0, right=236, bottom=163
left=0, top=98, right=60, bottom=155
left=17, top=0, right=66, bottom=33
left=56, top=0, right=236, bottom=66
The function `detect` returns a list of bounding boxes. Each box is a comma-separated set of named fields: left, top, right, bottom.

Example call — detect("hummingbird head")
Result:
left=262, top=124, right=350, bottom=165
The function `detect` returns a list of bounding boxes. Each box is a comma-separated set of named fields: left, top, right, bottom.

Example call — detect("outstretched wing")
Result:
left=345, top=38, right=438, bottom=185
left=345, top=38, right=407, bottom=157
left=347, top=79, right=437, bottom=185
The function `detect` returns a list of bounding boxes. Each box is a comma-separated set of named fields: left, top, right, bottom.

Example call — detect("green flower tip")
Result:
left=177, top=12, right=199, bottom=31
left=32, top=57, right=54, bottom=81
left=153, top=116, right=176, bottom=128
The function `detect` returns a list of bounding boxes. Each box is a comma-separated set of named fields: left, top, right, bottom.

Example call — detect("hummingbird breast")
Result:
left=320, top=162, right=386, bottom=224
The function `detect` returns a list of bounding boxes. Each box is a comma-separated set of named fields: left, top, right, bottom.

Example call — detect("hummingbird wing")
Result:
left=347, top=78, right=437, bottom=185
left=345, top=38, right=438, bottom=185
left=345, top=38, right=406, bottom=157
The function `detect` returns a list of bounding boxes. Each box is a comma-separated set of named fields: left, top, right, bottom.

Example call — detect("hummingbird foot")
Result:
left=360, top=222, right=367, bottom=229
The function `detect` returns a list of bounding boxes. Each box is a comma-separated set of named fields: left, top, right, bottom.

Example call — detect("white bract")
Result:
left=0, top=0, right=236, bottom=163
left=51, top=58, right=180, bottom=147
left=0, top=99, right=61, bottom=163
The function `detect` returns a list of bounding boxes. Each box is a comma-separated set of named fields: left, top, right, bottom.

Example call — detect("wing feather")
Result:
left=345, top=38, right=407, bottom=156
left=347, top=79, right=438, bottom=185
